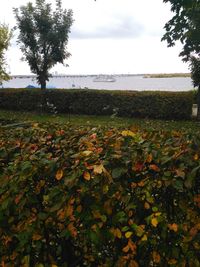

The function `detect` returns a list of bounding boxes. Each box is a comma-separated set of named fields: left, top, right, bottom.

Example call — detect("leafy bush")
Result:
left=0, top=88, right=193, bottom=120
left=0, top=123, right=200, bottom=266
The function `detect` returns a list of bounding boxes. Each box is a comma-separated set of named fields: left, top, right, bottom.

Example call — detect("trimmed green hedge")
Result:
left=0, top=124, right=200, bottom=266
left=0, top=88, right=193, bottom=120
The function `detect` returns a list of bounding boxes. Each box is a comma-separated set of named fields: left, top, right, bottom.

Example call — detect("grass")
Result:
left=0, top=109, right=200, bottom=132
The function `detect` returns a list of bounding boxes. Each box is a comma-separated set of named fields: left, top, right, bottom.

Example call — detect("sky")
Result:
left=0, top=0, right=190, bottom=75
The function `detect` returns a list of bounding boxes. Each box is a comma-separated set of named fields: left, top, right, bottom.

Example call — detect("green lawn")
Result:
left=0, top=109, right=200, bottom=132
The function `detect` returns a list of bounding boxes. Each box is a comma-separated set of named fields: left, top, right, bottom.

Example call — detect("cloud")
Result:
left=70, top=15, right=144, bottom=39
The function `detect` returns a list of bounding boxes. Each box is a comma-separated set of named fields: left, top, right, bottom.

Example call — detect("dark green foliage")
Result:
left=0, top=89, right=193, bottom=120
left=162, top=0, right=200, bottom=61
left=0, top=123, right=200, bottom=266
left=14, top=0, right=73, bottom=89
left=162, top=0, right=200, bottom=119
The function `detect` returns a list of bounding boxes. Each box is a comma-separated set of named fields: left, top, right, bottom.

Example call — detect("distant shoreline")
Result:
left=143, top=73, right=191, bottom=78
left=11, top=73, right=191, bottom=79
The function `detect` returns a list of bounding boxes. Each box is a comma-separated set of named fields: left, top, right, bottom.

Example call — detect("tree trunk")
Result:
left=40, top=80, right=46, bottom=90
left=197, top=86, right=200, bottom=121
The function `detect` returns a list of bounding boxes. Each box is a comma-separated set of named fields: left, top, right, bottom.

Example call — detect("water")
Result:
left=1, top=74, right=194, bottom=91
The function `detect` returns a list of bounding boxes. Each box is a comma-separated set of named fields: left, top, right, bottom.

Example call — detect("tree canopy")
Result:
left=0, top=24, right=11, bottom=85
left=162, top=0, right=200, bottom=120
left=162, top=0, right=200, bottom=61
left=14, top=0, right=73, bottom=89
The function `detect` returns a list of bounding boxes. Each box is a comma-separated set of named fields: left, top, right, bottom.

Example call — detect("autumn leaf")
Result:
left=152, top=251, right=161, bottom=263
left=121, top=130, right=135, bottom=137
left=194, top=154, right=199, bottom=160
left=67, top=223, right=77, bottom=238
left=141, top=234, right=148, bottom=241
left=146, top=153, right=153, bottom=163
left=76, top=205, right=82, bottom=213
left=168, top=223, right=178, bottom=232
left=151, top=218, right=158, bottom=227
left=125, top=231, right=133, bottom=238
left=116, top=228, right=122, bottom=239
left=110, top=228, right=122, bottom=239
left=55, top=169, right=63, bottom=180
left=128, top=260, right=139, bottom=267
left=144, top=202, right=150, bottom=209
left=81, top=150, right=93, bottom=157
left=83, top=171, right=91, bottom=181
left=32, top=233, right=42, bottom=241
left=133, top=162, right=144, bottom=172
left=122, top=244, right=129, bottom=253
left=149, top=164, right=160, bottom=172
left=168, top=259, right=177, bottom=265
left=93, top=164, right=104, bottom=174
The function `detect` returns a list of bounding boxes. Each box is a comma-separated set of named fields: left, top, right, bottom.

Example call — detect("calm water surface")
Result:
left=1, top=75, right=194, bottom=91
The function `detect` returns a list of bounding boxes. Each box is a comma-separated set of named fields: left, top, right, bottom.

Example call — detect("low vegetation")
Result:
left=0, top=119, right=200, bottom=266
left=0, top=88, right=193, bottom=120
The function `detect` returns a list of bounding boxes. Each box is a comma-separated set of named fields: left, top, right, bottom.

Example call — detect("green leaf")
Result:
left=112, top=167, right=126, bottom=179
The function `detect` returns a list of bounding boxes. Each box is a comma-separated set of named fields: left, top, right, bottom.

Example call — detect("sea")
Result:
left=0, top=74, right=194, bottom=91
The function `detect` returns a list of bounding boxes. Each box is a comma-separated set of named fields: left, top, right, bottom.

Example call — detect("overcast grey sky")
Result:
left=0, top=0, right=189, bottom=75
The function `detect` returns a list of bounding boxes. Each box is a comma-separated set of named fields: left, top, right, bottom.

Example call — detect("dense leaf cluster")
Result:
left=0, top=89, right=193, bottom=120
left=14, top=0, right=73, bottom=89
left=0, top=123, right=200, bottom=266
left=162, top=0, right=200, bottom=61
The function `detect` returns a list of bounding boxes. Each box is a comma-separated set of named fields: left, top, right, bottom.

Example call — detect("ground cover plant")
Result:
left=0, top=121, right=200, bottom=266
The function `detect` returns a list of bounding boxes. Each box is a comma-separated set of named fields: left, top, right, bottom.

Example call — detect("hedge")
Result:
left=0, top=123, right=200, bottom=266
left=0, top=88, right=193, bottom=120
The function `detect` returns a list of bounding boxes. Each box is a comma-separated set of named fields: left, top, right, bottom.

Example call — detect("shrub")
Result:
left=0, top=88, right=193, bottom=120
left=0, top=123, right=200, bottom=266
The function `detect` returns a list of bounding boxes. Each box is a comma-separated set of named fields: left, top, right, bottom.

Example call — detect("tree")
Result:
left=162, top=0, right=200, bottom=119
left=14, top=0, right=73, bottom=89
left=0, top=24, right=11, bottom=85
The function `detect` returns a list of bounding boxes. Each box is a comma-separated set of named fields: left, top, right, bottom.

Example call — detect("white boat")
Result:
left=93, top=75, right=116, bottom=82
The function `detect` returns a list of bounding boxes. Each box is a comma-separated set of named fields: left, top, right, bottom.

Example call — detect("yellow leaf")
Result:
left=125, top=231, right=133, bottom=238
left=82, top=150, right=92, bottom=156
left=32, top=123, right=39, bottom=128
left=168, top=259, right=177, bottom=265
left=151, top=218, right=158, bottom=227
left=93, top=164, right=104, bottom=174
left=155, top=212, right=162, bottom=216
left=141, top=234, right=148, bottom=241
left=83, top=171, right=91, bottom=181
left=121, top=130, right=135, bottom=137
left=116, top=228, right=122, bottom=239
left=55, top=169, right=63, bottom=180
left=194, top=154, right=199, bottom=160
left=152, top=251, right=161, bottom=263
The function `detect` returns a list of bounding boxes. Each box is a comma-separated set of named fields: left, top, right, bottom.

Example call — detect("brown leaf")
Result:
left=152, top=251, right=161, bottom=263
left=55, top=169, right=63, bottom=180
left=168, top=223, right=178, bottom=232
left=128, top=260, right=139, bottom=267
left=83, top=171, right=91, bottom=181
left=149, top=164, right=160, bottom=172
